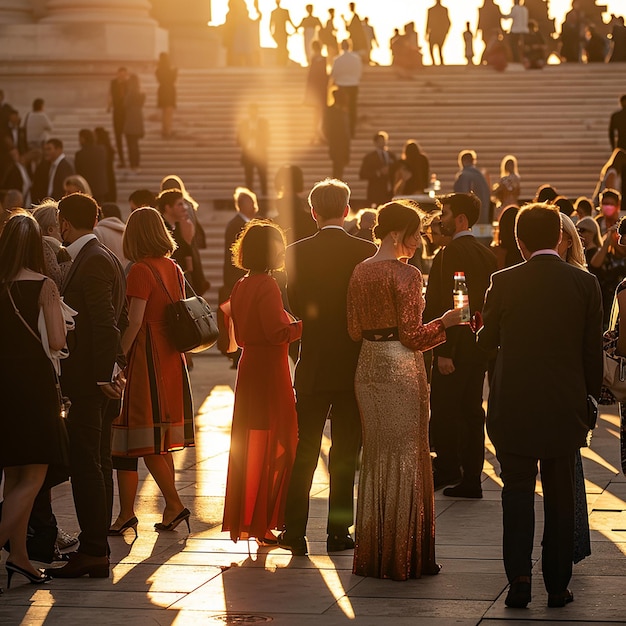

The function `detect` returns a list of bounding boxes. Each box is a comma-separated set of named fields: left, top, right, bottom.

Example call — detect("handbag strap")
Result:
left=6, top=283, right=44, bottom=345
left=6, top=283, right=66, bottom=406
left=141, top=260, right=196, bottom=303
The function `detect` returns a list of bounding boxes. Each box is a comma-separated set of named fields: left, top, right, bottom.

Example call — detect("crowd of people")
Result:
left=218, top=1, right=626, bottom=70
left=1, top=2, right=626, bottom=609
left=0, top=133, right=624, bottom=609
left=216, top=176, right=610, bottom=610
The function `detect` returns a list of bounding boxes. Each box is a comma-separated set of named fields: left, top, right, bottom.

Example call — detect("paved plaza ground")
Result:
left=1, top=352, right=625, bottom=625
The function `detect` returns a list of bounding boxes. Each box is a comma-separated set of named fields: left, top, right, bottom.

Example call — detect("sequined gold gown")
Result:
left=347, top=259, right=447, bottom=581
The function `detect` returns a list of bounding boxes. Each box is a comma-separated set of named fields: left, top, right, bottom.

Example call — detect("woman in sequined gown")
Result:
left=347, top=201, right=462, bottom=581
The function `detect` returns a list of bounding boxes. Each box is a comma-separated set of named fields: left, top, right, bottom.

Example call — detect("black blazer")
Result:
left=359, top=149, right=397, bottom=206
left=477, top=254, right=603, bottom=458
left=32, top=157, right=74, bottom=202
left=286, top=227, right=376, bottom=394
left=75, top=144, right=108, bottom=202
left=424, top=234, right=497, bottom=362
left=60, top=238, right=127, bottom=398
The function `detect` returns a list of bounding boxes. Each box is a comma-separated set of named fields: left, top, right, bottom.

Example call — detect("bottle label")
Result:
left=453, top=292, right=471, bottom=323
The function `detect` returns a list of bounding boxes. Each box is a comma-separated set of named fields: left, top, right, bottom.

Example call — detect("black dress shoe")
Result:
left=326, top=534, right=355, bottom=552
left=548, top=589, right=574, bottom=608
left=45, top=551, right=109, bottom=578
left=442, top=483, right=483, bottom=499
left=433, top=473, right=462, bottom=491
left=505, top=578, right=532, bottom=608
left=277, top=531, right=307, bottom=556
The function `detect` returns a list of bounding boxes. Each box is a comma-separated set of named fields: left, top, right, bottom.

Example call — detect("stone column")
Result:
left=0, top=0, right=34, bottom=23
left=41, top=0, right=155, bottom=23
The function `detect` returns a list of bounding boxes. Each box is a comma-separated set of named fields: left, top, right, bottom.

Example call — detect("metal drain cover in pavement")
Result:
left=211, top=615, right=273, bottom=624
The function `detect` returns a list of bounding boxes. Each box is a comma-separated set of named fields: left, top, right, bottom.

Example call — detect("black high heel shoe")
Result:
left=108, top=516, right=139, bottom=538
left=154, top=508, right=191, bottom=532
left=6, top=562, right=51, bottom=588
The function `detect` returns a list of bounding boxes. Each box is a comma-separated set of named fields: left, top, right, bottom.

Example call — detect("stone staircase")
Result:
left=23, top=63, right=626, bottom=304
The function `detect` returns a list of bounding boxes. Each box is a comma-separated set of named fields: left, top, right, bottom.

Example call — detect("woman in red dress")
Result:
left=221, top=221, right=302, bottom=544
left=111, top=207, right=194, bottom=535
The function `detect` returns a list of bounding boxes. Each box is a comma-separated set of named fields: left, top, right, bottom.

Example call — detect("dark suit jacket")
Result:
left=60, top=238, right=127, bottom=398
left=222, top=213, right=247, bottom=294
left=286, top=227, right=376, bottom=394
left=32, top=156, right=74, bottom=202
left=75, top=144, right=108, bottom=202
left=359, top=149, right=397, bottom=206
left=1, top=162, right=25, bottom=192
left=477, top=254, right=603, bottom=458
left=609, top=107, right=626, bottom=150
left=0, top=125, right=27, bottom=155
left=424, top=234, right=497, bottom=362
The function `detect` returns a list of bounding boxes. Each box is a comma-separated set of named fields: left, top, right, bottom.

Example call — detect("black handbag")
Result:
left=144, top=262, right=219, bottom=353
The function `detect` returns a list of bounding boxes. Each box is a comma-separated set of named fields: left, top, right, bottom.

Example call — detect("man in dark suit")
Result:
left=477, top=203, right=603, bottom=608
left=108, top=67, right=130, bottom=168
left=237, top=104, right=269, bottom=197
left=32, top=138, right=75, bottom=202
left=278, top=178, right=376, bottom=556
left=609, top=94, right=626, bottom=150
left=0, top=109, right=27, bottom=178
left=47, top=193, right=127, bottom=578
left=75, top=128, right=108, bottom=204
left=218, top=187, right=259, bottom=361
left=424, top=193, right=497, bottom=498
left=359, top=131, right=397, bottom=207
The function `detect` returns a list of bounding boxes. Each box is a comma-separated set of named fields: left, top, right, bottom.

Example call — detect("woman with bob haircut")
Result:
left=221, top=220, right=302, bottom=545
left=110, top=207, right=194, bottom=536
left=347, top=200, right=462, bottom=580
left=0, top=211, right=69, bottom=589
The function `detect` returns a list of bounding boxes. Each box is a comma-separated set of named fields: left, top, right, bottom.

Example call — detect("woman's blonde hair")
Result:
left=32, top=200, right=59, bottom=236
left=123, top=207, right=177, bottom=262
left=560, top=213, right=586, bottom=271
left=64, top=174, right=93, bottom=197
left=500, top=154, right=519, bottom=178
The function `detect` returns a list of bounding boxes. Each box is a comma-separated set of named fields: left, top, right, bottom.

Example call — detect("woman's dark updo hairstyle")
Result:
left=232, top=220, right=287, bottom=272
left=374, top=200, right=423, bottom=244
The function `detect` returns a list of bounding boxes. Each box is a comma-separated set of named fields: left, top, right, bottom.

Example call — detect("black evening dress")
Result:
left=0, top=280, right=69, bottom=467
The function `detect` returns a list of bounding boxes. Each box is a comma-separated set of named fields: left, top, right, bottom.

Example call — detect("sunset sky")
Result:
left=210, top=0, right=624, bottom=65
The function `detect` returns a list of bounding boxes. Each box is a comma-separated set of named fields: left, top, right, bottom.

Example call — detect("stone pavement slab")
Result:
left=2, top=354, right=626, bottom=625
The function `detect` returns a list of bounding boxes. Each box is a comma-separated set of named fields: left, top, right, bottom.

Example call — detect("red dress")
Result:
left=112, top=257, right=194, bottom=457
left=222, top=273, right=302, bottom=542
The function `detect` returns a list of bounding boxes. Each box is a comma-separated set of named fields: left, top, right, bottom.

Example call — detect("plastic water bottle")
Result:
left=453, top=271, right=470, bottom=323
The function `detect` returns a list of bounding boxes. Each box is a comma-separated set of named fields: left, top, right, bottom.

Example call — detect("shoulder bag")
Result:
left=143, top=261, right=219, bottom=353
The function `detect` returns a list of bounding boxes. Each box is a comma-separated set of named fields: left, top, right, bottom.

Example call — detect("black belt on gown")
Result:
left=362, top=327, right=399, bottom=342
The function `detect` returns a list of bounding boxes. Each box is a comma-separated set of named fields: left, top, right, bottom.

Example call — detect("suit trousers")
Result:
left=125, top=134, right=141, bottom=169
left=112, top=109, right=125, bottom=164
left=497, top=451, right=576, bottom=594
left=66, top=392, right=111, bottom=557
left=337, top=85, right=358, bottom=137
left=430, top=359, right=487, bottom=486
left=284, top=391, right=362, bottom=537
left=242, top=157, right=267, bottom=197
left=102, top=397, right=121, bottom=528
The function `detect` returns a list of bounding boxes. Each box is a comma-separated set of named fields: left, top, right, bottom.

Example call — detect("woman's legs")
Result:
left=109, top=469, right=139, bottom=529
left=143, top=453, right=184, bottom=524
left=0, top=465, right=48, bottom=575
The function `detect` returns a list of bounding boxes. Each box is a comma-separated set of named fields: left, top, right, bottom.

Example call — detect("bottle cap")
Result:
left=454, top=271, right=466, bottom=280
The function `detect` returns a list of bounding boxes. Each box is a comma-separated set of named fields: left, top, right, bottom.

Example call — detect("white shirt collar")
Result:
left=320, top=225, right=344, bottom=231
left=51, top=153, right=65, bottom=168
left=66, top=233, right=97, bottom=260
left=453, top=229, right=473, bottom=240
